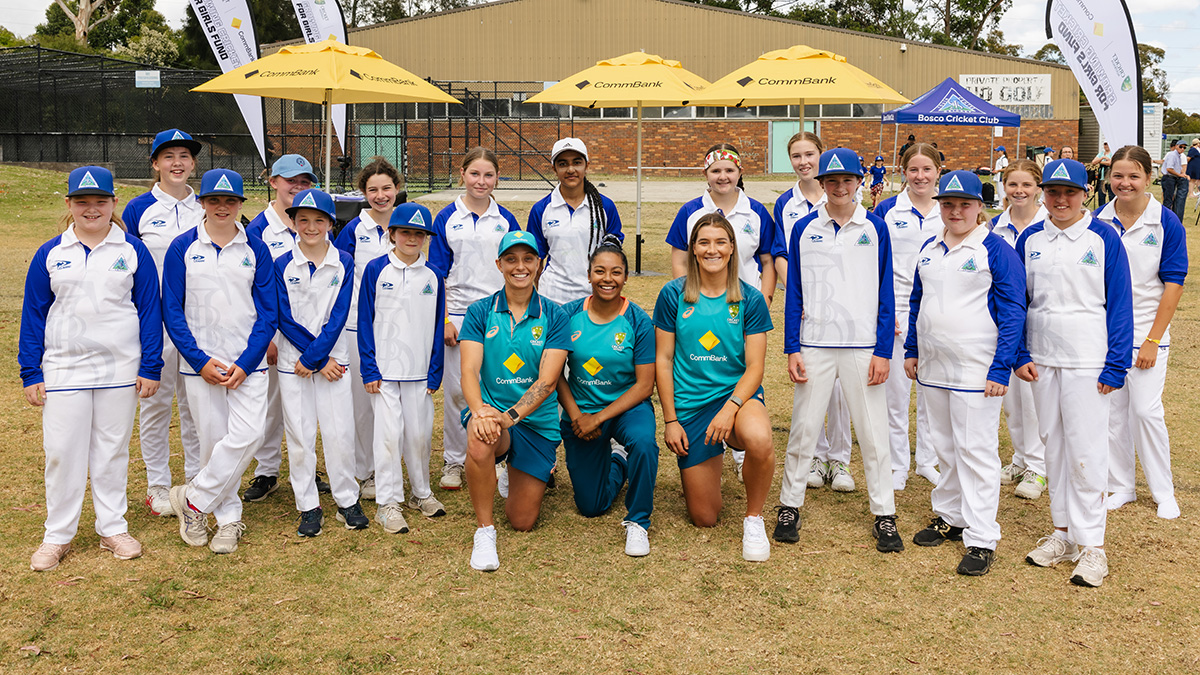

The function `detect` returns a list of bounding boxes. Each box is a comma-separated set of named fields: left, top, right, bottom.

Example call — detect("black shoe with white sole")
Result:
left=772, top=505, right=800, bottom=543
left=297, top=507, right=323, bottom=537
left=957, top=547, right=995, bottom=576
left=242, top=475, right=279, bottom=502
left=336, top=502, right=370, bottom=530
left=873, top=515, right=904, bottom=553
left=315, top=471, right=332, bottom=495
left=912, top=516, right=964, bottom=547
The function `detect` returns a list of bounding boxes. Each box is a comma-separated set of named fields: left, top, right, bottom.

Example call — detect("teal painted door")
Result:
left=770, top=120, right=817, bottom=174
left=357, top=123, right=405, bottom=173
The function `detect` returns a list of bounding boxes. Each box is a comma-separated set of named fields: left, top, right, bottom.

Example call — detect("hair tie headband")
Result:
left=704, top=149, right=741, bottom=170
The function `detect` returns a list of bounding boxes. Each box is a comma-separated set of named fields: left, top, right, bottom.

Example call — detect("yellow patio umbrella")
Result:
left=527, top=52, right=710, bottom=274
left=692, top=45, right=909, bottom=133
left=192, top=38, right=460, bottom=184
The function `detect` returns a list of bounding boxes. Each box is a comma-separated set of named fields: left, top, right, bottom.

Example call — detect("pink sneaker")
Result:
left=30, top=542, right=71, bottom=571
left=99, top=533, right=143, bottom=560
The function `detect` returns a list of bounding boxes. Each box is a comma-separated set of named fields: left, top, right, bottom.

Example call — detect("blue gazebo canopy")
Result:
left=882, top=77, right=1021, bottom=127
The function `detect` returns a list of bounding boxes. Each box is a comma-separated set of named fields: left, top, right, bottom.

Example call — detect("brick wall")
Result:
left=823, top=120, right=1079, bottom=171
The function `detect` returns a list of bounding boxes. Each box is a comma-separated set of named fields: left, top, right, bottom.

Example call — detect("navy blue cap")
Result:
left=934, top=170, right=984, bottom=201
left=498, top=230, right=540, bottom=257
left=285, top=189, right=337, bottom=221
left=388, top=203, right=436, bottom=235
left=151, top=129, right=202, bottom=159
left=1039, top=159, right=1088, bottom=190
left=198, top=169, right=245, bottom=199
left=270, top=154, right=318, bottom=182
left=67, top=166, right=115, bottom=197
left=816, top=148, right=865, bottom=179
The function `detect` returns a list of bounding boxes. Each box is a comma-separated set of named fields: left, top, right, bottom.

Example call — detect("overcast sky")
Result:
left=5, top=0, right=1198, bottom=113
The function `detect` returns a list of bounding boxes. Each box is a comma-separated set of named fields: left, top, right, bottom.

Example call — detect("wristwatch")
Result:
left=729, top=395, right=744, bottom=408
left=505, top=407, right=520, bottom=422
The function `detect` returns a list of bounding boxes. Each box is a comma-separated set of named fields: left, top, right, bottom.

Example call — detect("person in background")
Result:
left=1093, top=142, right=1114, bottom=207
left=1160, top=139, right=1188, bottom=221
left=1186, top=139, right=1200, bottom=198
left=1059, top=146, right=1075, bottom=160
left=993, top=146, right=1010, bottom=199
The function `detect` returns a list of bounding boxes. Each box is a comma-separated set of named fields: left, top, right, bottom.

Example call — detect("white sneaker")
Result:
left=209, top=521, right=245, bottom=554
left=1157, top=498, right=1181, bottom=520
left=440, top=463, right=464, bottom=490
left=471, top=525, right=500, bottom=571
left=915, top=465, right=941, bottom=485
left=496, top=462, right=510, bottom=499
left=1014, top=471, right=1047, bottom=499
left=733, top=448, right=745, bottom=484
left=360, top=475, right=376, bottom=501
left=1106, top=492, right=1136, bottom=510
left=742, top=515, right=770, bottom=562
left=806, top=458, right=828, bottom=489
left=1070, top=547, right=1109, bottom=587
left=146, top=485, right=173, bottom=517
left=829, top=462, right=855, bottom=492
left=406, top=493, right=447, bottom=518
left=168, top=485, right=208, bottom=547
left=623, top=521, right=650, bottom=557
left=892, top=470, right=907, bottom=491
left=375, top=502, right=409, bottom=534
left=1000, top=462, right=1024, bottom=485
left=1025, top=534, right=1078, bottom=567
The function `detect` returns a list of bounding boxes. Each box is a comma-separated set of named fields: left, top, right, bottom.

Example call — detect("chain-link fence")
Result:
left=0, top=46, right=571, bottom=194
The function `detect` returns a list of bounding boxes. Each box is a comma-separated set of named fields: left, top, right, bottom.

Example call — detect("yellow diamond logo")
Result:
left=582, top=357, right=603, bottom=377
left=231, top=17, right=242, bottom=29
left=503, top=353, right=525, bottom=374
left=699, top=331, right=720, bottom=351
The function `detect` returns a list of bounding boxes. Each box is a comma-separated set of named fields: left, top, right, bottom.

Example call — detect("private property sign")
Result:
left=959, top=75, right=1052, bottom=106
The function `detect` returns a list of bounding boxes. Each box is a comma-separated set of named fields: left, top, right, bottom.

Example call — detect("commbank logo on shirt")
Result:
left=699, top=330, right=720, bottom=351
left=504, top=353, right=524, bottom=373
left=1078, top=248, right=1099, bottom=267
left=582, top=357, right=603, bottom=376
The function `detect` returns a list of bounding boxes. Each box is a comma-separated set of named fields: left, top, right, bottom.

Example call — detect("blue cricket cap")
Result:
left=995, top=146, right=1006, bottom=152
left=816, top=148, right=864, bottom=179
left=150, top=129, right=202, bottom=159
left=497, top=230, right=540, bottom=257
left=67, top=166, right=115, bottom=197
left=285, top=189, right=336, bottom=221
left=1039, top=159, right=1088, bottom=190
left=198, top=169, right=245, bottom=200
left=934, top=170, right=984, bottom=201
left=388, top=203, right=436, bottom=235
left=270, top=154, right=318, bottom=182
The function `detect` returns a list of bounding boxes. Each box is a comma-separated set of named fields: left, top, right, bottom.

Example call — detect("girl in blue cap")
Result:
left=1016, top=158, right=1133, bottom=587
left=459, top=230, right=570, bottom=572
left=358, top=202, right=447, bottom=535
left=276, top=189, right=366, bottom=537
left=655, top=213, right=774, bottom=562
left=904, top=171, right=1026, bottom=576
left=21, top=166, right=163, bottom=571
left=122, top=129, right=205, bottom=517
left=557, top=235, right=658, bottom=557
left=163, top=169, right=278, bottom=555
left=869, top=155, right=888, bottom=207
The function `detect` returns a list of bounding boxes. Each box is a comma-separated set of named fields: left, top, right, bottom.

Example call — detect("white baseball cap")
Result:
left=551, top=137, right=588, bottom=162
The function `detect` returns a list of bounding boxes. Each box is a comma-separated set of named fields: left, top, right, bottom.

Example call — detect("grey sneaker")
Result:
left=360, top=475, right=376, bottom=501
left=1014, top=471, right=1047, bottom=499
left=1026, top=535, right=1078, bottom=567
left=1000, top=462, right=1024, bottom=485
left=806, top=458, right=828, bottom=488
left=146, top=485, right=173, bottom=516
left=406, top=494, right=447, bottom=518
left=497, top=462, right=510, bottom=499
left=1070, top=547, right=1109, bottom=587
left=30, top=542, right=71, bottom=571
left=169, top=485, right=208, bottom=547
left=829, top=462, right=855, bottom=492
left=375, top=503, right=410, bottom=534
left=440, top=462, right=464, bottom=490
left=209, top=521, right=246, bottom=554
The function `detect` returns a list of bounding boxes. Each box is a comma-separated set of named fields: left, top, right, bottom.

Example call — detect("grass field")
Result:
left=1, top=164, right=1199, bottom=673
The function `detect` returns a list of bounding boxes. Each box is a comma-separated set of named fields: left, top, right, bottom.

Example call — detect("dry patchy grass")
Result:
left=0, top=165, right=1198, bottom=673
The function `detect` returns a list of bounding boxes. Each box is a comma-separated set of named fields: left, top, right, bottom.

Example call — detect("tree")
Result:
left=1164, top=108, right=1200, bottom=136
left=1138, top=43, right=1169, bottom=104
left=113, top=24, right=179, bottom=66
left=87, top=0, right=169, bottom=51
left=51, top=0, right=114, bottom=43
left=786, top=0, right=923, bottom=40
left=179, top=0, right=302, bottom=69
left=0, top=25, right=27, bottom=47
left=917, top=0, right=1014, bottom=51
left=1032, top=43, right=1065, bottom=65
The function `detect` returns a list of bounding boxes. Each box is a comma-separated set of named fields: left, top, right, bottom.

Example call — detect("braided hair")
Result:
left=580, top=178, right=608, bottom=256
left=588, top=232, right=627, bottom=270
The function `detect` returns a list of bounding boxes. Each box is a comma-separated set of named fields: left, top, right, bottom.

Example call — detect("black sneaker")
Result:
left=336, top=502, right=370, bottom=530
left=315, top=471, right=332, bottom=495
left=772, top=505, right=800, bottom=543
left=546, top=472, right=557, bottom=490
left=957, top=547, right=995, bottom=576
left=297, top=507, right=323, bottom=537
left=912, top=516, right=965, bottom=547
left=872, top=515, right=904, bottom=553
left=242, top=475, right=279, bottom=502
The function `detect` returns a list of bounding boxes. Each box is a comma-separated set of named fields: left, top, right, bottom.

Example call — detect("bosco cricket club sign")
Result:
left=1046, top=0, right=1142, bottom=148
left=189, top=0, right=267, bottom=163
left=290, top=0, right=349, bottom=154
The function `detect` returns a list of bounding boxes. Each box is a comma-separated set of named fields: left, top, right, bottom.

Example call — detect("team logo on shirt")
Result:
left=612, top=332, right=627, bottom=352
left=959, top=257, right=978, bottom=273
left=919, top=256, right=932, bottom=267
left=241, top=255, right=253, bottom=268
left=742, top=222, right=753, bottom=234
left=381, top=281, right=394, bottom=290
left=1141, top=232, right=1159, bottom=247
left=494, top=223, right=505, bottom=232
left=452, top=223, right=464, bottom=231
left=269, top=240, right=285, bottom=249
left=808, top=234, right=823, bottom=242
left=358, top=234, right=371, bottom=243
left=331, top=274, right=341, bottom=288
left=728, top=305, right=740, bottom=323
left=504, top=353, right=524, bottom=373
left=855, top=232, right=872, bottom=246
left=150, top=219, right=167, bottom=228
left=421, top=281, right=434, bottom=295
left=1028, top=251, right=1042, bottom=261
left=547, top=219, right=561, bottom=229
left=53, top=259, right=72, bottom=270
left=110, top=256, right=129, bottom=272
left=571, top=330, right=582, bottom=342
left=190, top=254, right=206, bottom=263
left=531, top=325, right=544, bottom=344
left=787, top=212, right=799, bottom=220
left=287, top=275, right=301, bottom=286
left=582, top=357, right=604, bottom=376
left=681, top=306, right=695, bottom=319
left=894, top=220, right=909, bottom=229
left=486, top=325, right=499, bottom=338
left=1078, top=248, right=1099, bottom=267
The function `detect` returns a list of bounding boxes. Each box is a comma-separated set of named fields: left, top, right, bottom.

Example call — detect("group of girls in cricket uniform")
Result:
left=20, top=132, right=1182, bottom=587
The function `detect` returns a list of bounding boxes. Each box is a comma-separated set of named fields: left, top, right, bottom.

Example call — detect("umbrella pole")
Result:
left=636, top=103, right=643, bottom=276
left=324, top=90, right=334, bottom=189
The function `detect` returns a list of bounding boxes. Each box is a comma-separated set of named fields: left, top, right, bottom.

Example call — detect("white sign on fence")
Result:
left=134, top=70, right=161, bottom=88
left=960, top=74, right=1052, bottom=107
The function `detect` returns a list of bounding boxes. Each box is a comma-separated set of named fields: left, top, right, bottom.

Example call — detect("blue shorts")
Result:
left=461, top=408, right=558, bottom=483
left=676, top=387, right=764, bottom=470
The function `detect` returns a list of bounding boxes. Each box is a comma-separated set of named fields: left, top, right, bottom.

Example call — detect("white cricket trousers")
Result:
left=923, top=386, right=1003, bottom=550
left=184, top=372, right=268, bottom=526
left=887, top=330, right=936, bottom=473
left=1001, top=377, right=1045, bottom=476
left=1108, top=348, right=1174, bottom=502
left=814, top=380, right=851, bottom=464
left=372, top=381, right=435, bottom=505
left=278, top=371, right=359, bottom=511
left=1031, top=365, right=1109, bottom=547
left=249, top=361, right=285, bottom=477
left=138, top=338, right=202, bottom=486
left=441, top=314, right=468, bottom=467
left=42, top=386, right=138, bottom=545
left=346, top=330, right=375, bottom=481
left=781, top=348, right=894, bottom=515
